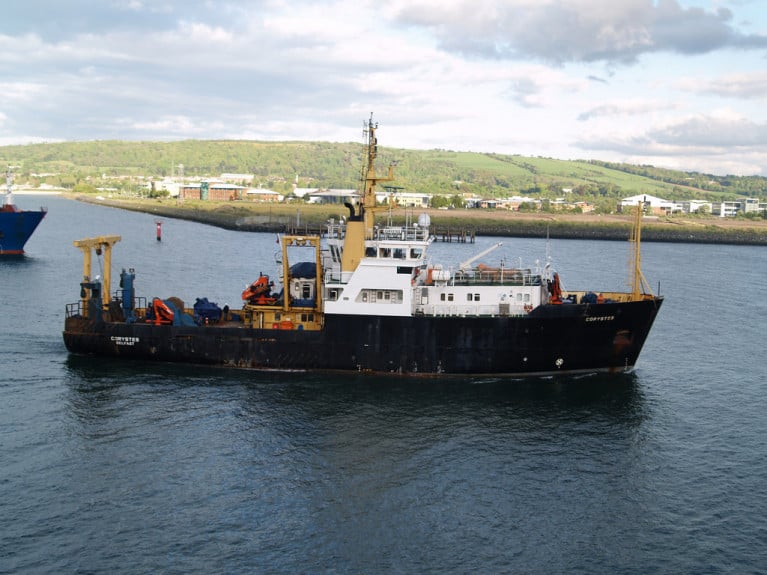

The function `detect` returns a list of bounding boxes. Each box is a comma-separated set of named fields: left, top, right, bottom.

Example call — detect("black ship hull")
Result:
left=63, top=297, right=663, bottom=377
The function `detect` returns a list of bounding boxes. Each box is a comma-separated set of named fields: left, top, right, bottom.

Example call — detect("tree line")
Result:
left=1, top=139, right=765, bottom=207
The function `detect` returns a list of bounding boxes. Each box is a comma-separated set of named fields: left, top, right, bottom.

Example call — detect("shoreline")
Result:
left=11, top=190, right=64, bottom=195
left=70, top=194, right=767, bottom=246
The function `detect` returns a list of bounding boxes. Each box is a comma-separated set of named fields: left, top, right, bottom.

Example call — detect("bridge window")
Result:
left=357, top=289, right=403, bottom=303
left=331, top=245, right=342, bottom=262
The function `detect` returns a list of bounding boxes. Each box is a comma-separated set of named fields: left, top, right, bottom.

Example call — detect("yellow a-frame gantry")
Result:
left=73, top=235, right=122, bottom=311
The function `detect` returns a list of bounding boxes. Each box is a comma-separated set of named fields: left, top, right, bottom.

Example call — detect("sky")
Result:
left=1, top=0, right=767, bottom=176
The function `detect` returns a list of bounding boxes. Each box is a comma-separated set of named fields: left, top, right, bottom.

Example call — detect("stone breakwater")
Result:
left=475, top=220, right=767, bottom=245
left=74, top=195, right=767, bottom=246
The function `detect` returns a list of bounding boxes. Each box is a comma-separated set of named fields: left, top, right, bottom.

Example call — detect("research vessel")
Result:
left=63, top=118, right=663, bottom=376
left=0, top=167, right=46, bottom=255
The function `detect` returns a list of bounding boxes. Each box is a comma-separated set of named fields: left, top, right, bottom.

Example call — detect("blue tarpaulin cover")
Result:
left=194, top=297, right=222, bottom=323
left=289, top=262, right=316, bottom=278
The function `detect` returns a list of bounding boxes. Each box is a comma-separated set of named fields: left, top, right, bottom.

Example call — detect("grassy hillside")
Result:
left=1, top=140, right=765, bottom=209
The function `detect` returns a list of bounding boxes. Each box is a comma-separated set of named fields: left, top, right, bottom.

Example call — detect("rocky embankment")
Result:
left=471, top=219, right=767, bottom=245
left=74, top=195, right=767, bottom=245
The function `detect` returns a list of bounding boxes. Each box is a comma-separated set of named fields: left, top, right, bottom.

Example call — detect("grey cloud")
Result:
left=0, top=2, right=173, bottom=40
left=578, top=101, right=676, bottom=121
left=0, top=1, right=272, bottom=41
left=505, top=78, right=543, bottom=108
left=679, top=72, right=767, bottom=99
left=577, top=115, right=767, bottom=156
left=394, top=0, right=767, bottom=65
left=649, top=115, right=767, bottom=147
left=650, top=3, right=735, bottom=54
left=578, top=104, right=628, bottom=121
left=0, top=1, right=384, bottom=142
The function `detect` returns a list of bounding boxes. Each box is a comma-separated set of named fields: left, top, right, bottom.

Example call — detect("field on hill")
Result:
left=2, top=139, right=765, bottom=210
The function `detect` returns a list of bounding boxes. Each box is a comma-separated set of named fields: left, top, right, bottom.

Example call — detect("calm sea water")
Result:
left=2, top=195, right=765, bottom=574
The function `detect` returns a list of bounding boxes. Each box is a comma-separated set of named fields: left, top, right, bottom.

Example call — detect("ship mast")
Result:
left=359, top=114, right=395, bottom=239
left=629, top=199, right=653, bottom=300
left=340, top=114, right=395, bottom=274
left=4, top=166, right=14, bottom=207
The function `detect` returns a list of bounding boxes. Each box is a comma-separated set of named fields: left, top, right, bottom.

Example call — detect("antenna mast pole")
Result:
left=360, top=113, right=394, bottom=239
left=630, top=200, right=652, bottom=299
left=4, top=166, right=14, bottom=207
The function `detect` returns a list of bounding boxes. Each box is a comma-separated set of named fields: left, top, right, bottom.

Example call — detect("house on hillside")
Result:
left=619, top=194, right=678, bottom=215
left=741, top=198, right=766, bottom=215
left=680, top=200, right=713, bottom=214
left=467, top=198, right=501, bottom=209
left=245, top=188, right=282, bottom=202
left=374, top=190, right=431, bottom=207
left=149, top=178, right=181, bottom=197
left=503, top=196, right=540, bottom=211
left=710, top=198, right=766, bottom=217
left=179, top=181, right=245, bottom=201
left=220, top=173, right=255, bottom=184
left=292, top=187, right=318, bottom=199
left=306, top=189, right=359, bottom=205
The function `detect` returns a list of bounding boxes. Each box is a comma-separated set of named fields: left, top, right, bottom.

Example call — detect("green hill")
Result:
left=1, top=139, right=764, bottom=211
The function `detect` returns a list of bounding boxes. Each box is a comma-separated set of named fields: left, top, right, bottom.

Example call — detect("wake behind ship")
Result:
left=1, top=168, right=46, bottom=255
left=63, top=118, right=663, bottom=377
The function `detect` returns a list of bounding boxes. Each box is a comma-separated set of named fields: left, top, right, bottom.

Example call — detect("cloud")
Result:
left=581, top=111, right=767, bottom=152
left=649, top=113, right=767, bottom=148
left=1, top=1, right=767, bottom=175
left=0, top=1, right=178, bottom=41
left=505, top=78, right=545, bottom=108
left=0, top=81, right=46, bottom=102
left=578, top=99, right=678, bottom=121
left=678, top=71, right=767, bottom=99
left=576, top=111, right=767, bottom=173
left=390, top=0, right=767, bottom=64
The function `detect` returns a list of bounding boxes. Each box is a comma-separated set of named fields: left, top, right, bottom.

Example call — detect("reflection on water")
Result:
left=0, top=254, right=36, bottom=265
left=64, top=353, right=647, bottom=431
left=61, top=353, right=652, bottom=575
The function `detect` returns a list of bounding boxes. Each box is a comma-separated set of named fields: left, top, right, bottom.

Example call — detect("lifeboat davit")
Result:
left=242, top=274, right=277, bottom=305
left=151, top=297, right=175, bottom=325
